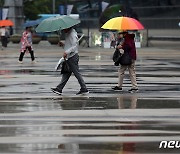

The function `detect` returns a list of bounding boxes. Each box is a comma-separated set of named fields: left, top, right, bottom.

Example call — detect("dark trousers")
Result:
left=1, top=36, right=8, bottom=47
left=19, top=46, right=35, bottom=61
left=57, top=54, right=87, bottom=91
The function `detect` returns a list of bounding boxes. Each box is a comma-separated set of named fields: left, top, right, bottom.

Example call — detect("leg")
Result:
left=68, top=54, right=87, bottom=91
left=1, top=36, right=5, bottom=49
left=117, top=96, right=124, bottom=109
left=130, top=95, right=137, bottom=109
left=118, top=65, right=127, bottom=88
left=128, top=60, right=138, bottom=89
left=30, top=50, right=35, bottom=61
left=19, top=51, right=25, bottom=61
left=57, top=72, right=72, bottom=91
left=1, top=36, right=5, bottom=47
left=4, top=37, right=8, bottom=47
left=27, top=46, right=35, bottom=61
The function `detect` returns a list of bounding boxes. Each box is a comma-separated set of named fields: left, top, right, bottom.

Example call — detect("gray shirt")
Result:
left=64, top=28, right=78, bottom=59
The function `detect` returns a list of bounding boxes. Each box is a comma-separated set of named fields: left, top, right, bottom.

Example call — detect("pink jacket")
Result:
left=20, top=30, right=33, bottom=52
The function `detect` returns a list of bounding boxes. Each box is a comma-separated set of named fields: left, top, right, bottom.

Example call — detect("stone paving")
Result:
left=0, top=41, right=180, bottom=153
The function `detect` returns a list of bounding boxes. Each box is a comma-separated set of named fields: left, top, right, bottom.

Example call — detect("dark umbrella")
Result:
left=99, top=4, right=138, bottom=30
left=23, top=19, right=41, bottom=27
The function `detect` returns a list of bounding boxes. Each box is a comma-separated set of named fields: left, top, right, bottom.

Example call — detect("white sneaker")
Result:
left=18, top=60, right=23, bottom=64
left=31, top=60, right=37, bottom=64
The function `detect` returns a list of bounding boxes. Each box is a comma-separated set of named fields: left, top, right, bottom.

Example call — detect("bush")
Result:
left=9, top=34, right=21, bottom=43
left=32, top=35, right=41, bottom=44
left=47, top=34, right=59, bottom=45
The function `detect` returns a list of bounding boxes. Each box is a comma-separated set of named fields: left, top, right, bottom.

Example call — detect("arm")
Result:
left=65, top=30, right=78, bottom=55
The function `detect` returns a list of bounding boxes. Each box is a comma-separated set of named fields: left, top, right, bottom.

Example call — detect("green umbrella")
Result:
left=35, top=15, right=80, bottom=33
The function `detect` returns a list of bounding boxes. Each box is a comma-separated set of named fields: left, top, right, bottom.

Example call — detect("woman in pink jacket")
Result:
left=18, top=27, right=36, bottom=64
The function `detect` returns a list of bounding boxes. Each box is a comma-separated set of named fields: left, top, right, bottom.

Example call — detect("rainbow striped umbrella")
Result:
left=101, top=17, right=144, bottom=30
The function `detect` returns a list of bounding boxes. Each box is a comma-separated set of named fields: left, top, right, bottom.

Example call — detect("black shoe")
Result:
left=128, top=88, right=138, bottom=93
left=51, top=87, right=62, bottom=95
left=76, top=90, right=89, bottom=95
left=112, top=86, right=122, bottom=91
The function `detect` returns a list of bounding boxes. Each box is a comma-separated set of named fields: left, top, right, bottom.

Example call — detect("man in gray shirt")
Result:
left=51, top=27, right=88, bottom=95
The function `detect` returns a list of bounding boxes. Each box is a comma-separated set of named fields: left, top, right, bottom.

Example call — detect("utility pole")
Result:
left=65, top=0, right=67, bottom=15
left=123, top=0, right=130, bottom=16
left=98, top=0, right=102, bottom=16
left=52, top=0, right=55, bottom=14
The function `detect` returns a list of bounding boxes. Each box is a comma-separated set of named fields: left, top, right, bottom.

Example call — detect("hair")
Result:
left=26, top=26, right=32, bottom=30
left=118, top=31, right=128, bottom=35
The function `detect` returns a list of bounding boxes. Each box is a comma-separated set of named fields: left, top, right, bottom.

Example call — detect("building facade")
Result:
left=70, top=0, right=180, bottom=29
left=4, top=0, right=24, bottom=33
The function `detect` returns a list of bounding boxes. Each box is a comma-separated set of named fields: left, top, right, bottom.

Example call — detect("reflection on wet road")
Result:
left=0, top=97, right=180, bottom=153
left=0, top=43, right=180, bottom=153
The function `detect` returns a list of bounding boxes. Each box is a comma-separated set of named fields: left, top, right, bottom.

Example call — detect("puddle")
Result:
left=0, top=97, right=180, bottom=113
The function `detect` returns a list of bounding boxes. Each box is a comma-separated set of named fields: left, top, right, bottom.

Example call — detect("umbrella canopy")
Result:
left=0, top=19, right=14, bottom=27
left=101, top=17, right=144, bottom=30
left=23, top=19, right=41, bottom=28
left=35, top=15, right=80, bottom=33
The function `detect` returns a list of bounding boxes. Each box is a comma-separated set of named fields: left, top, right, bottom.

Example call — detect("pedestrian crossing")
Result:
left=0, top=97, right=179, bottom=153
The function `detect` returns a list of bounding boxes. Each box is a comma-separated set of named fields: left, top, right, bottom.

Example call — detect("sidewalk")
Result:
left=0, top=41, right=180, bottom=98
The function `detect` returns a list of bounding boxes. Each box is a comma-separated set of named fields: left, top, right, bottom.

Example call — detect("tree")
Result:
left=24, top=0, right=51, bottom=20
left=0, top=0, right=4, bottom=7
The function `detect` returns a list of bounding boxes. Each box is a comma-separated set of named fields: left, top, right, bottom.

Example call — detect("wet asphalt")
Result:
left=0, top=41, right=180, bottom=153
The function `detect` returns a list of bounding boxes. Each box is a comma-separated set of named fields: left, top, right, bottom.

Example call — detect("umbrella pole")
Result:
left=58, top=29, right=61, bottom=42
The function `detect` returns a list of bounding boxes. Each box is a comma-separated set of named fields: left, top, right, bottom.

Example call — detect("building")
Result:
left=68, top=0, right=180, bottom=29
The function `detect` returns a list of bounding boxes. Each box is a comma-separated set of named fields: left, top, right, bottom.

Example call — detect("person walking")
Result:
left=18, top=26, right=36, bottom=64
left=51, top=27, right=89, bottom=95
left=0, top=26, right=9, bottom=50
left=9, top=26, right=13, bottom=36
left=110, top=32, right=116, bottom=48
left=112, top=31, right=138, bottom=92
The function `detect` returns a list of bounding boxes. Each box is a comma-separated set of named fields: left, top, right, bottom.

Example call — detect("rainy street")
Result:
left=0, top=41, right=180, bottom=153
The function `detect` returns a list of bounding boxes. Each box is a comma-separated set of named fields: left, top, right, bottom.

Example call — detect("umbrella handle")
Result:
left=58, top=29, right=61, bottom=41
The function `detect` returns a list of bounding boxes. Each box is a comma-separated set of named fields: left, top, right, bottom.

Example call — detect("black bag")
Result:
left=61, top=60, right=71, bottom=74
left=119, top=49, right=132, bottom=65
left=113, top=49, right=121, bottom=66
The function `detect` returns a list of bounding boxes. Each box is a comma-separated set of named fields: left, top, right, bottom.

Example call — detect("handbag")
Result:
left=61, top=60, right=71, bottom=74
left=113, top=48, right=121, bottom=66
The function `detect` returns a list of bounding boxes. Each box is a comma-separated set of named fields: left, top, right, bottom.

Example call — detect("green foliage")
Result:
left=24, top=0, right=51, bottom=20
left=23, top=0, right=76, bottom=20
left=0, top=0, right=4, bottom=7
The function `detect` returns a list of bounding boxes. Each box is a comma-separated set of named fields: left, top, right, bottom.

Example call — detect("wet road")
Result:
left=0, top=42, right=180, bottom=153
